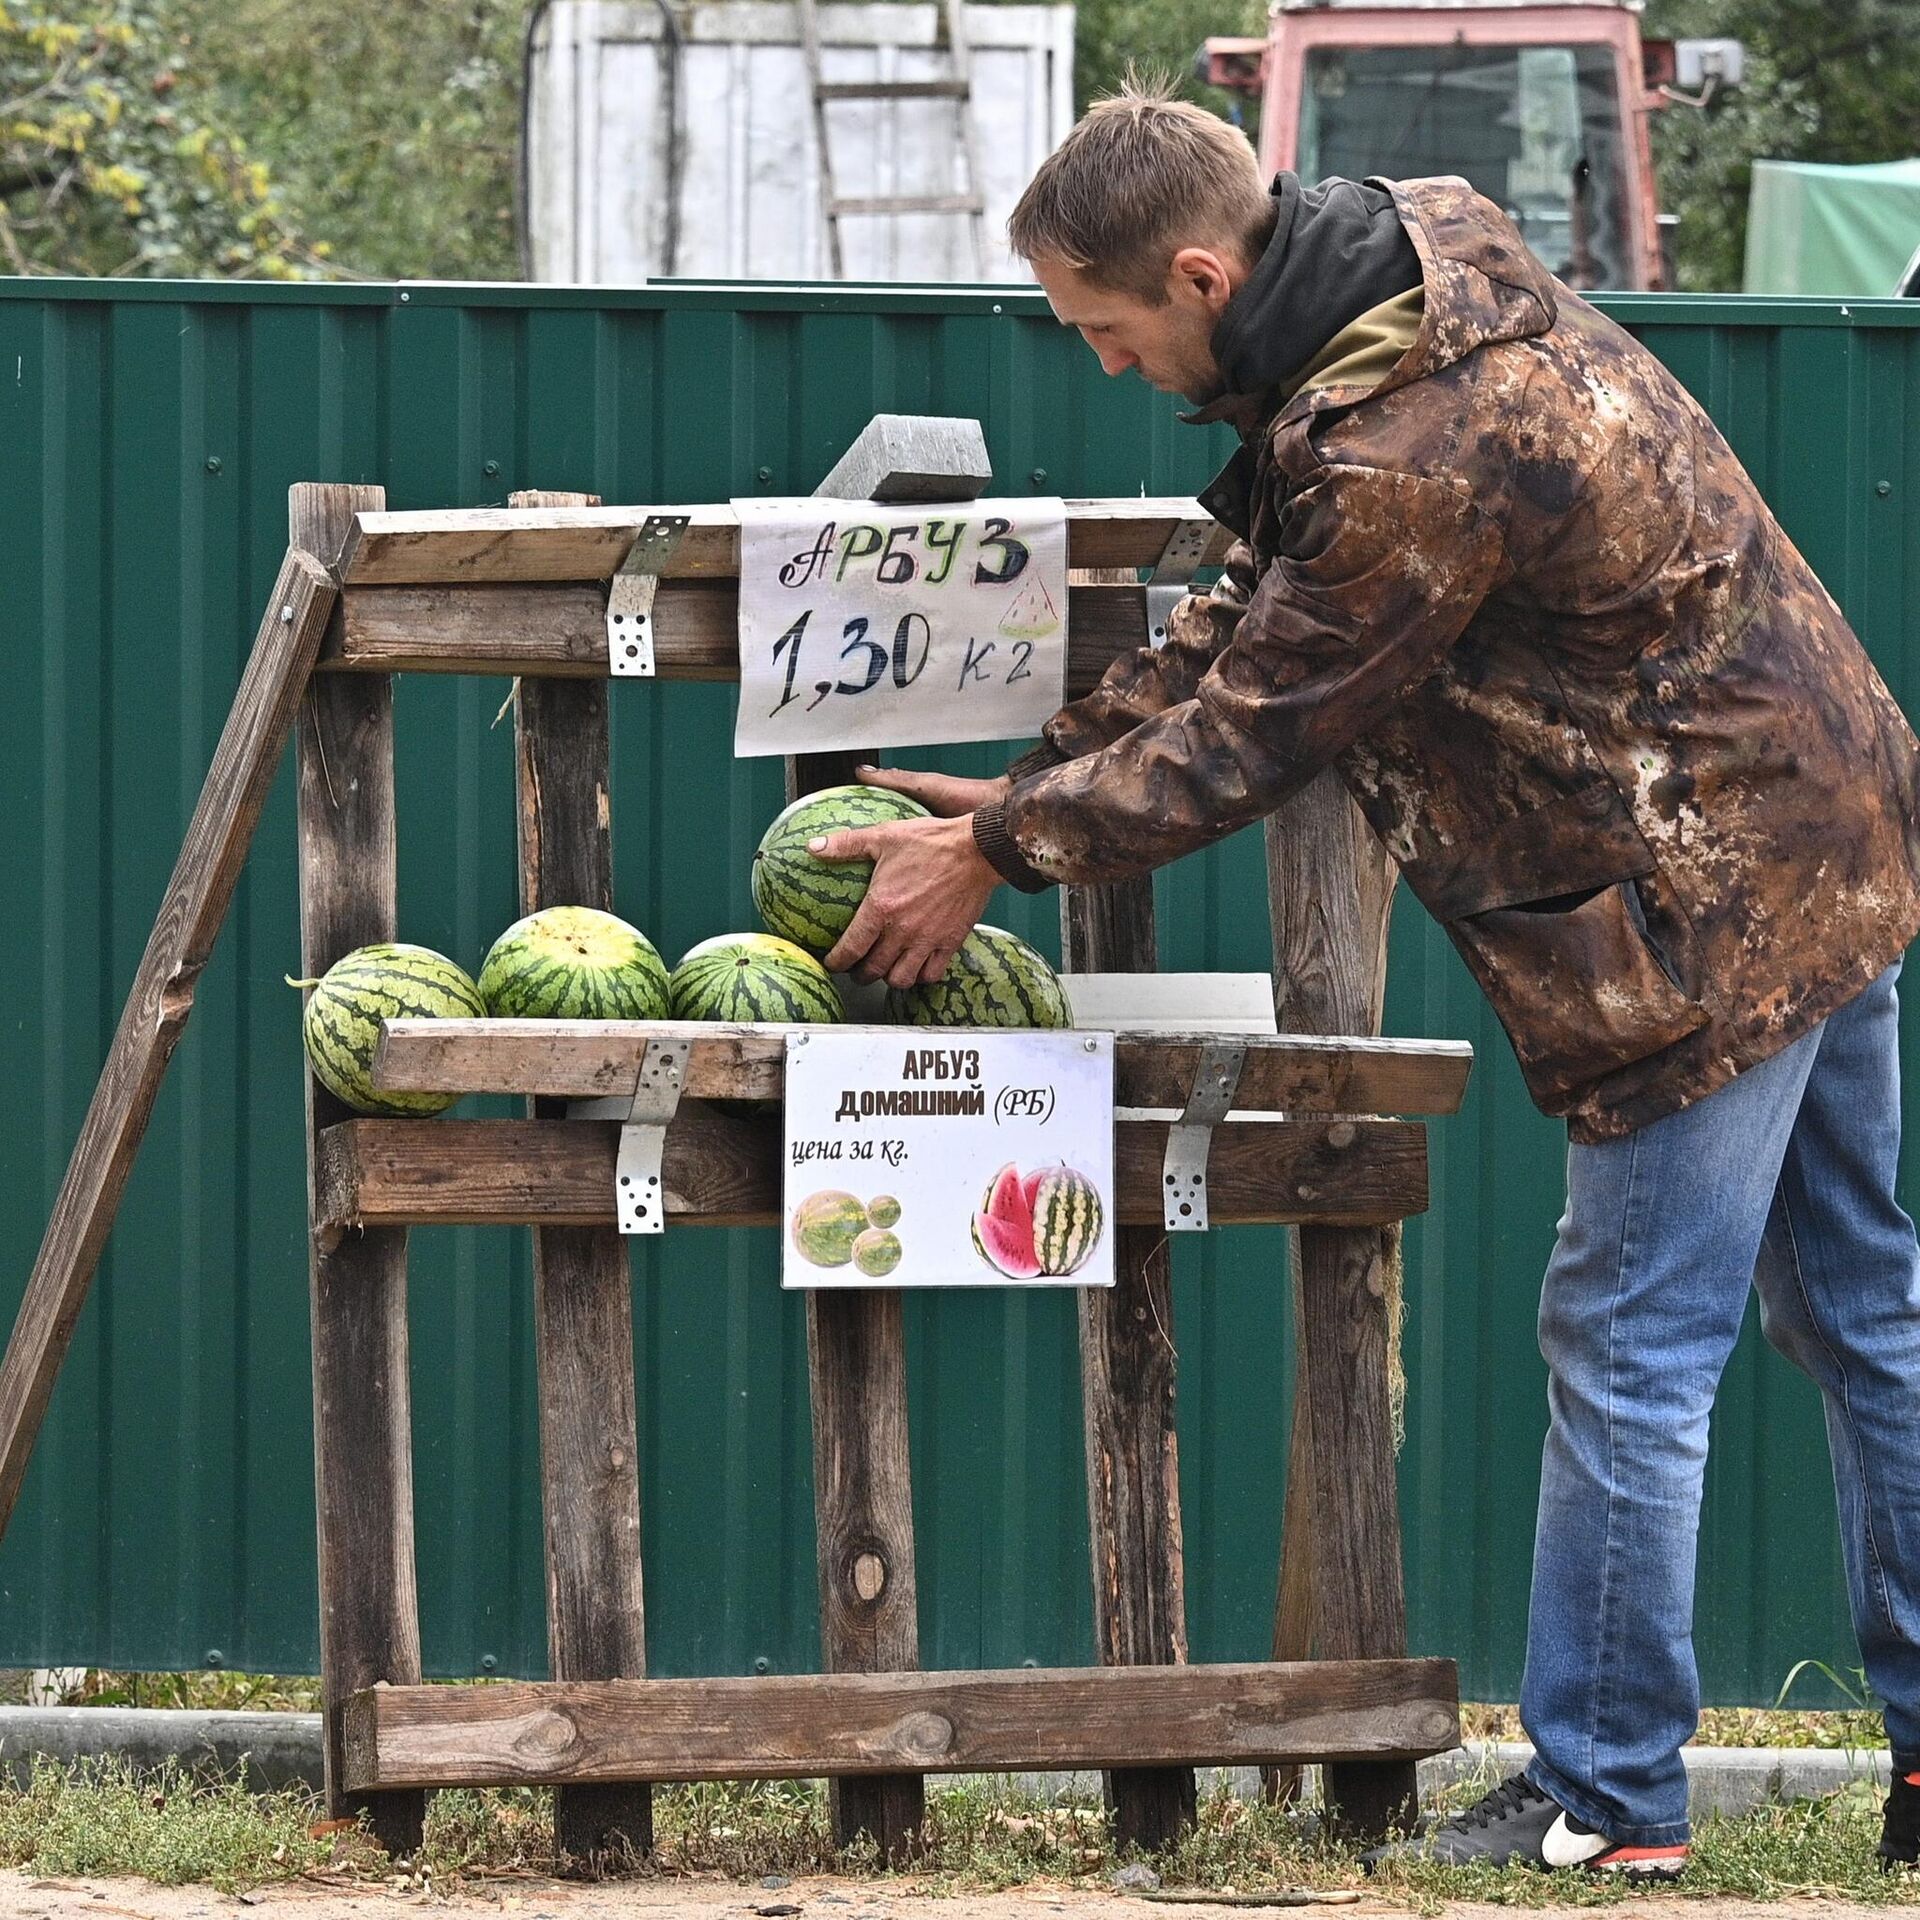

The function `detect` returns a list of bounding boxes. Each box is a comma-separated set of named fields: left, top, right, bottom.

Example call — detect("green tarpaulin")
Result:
left=1744, top=156, right=1920, bottom=295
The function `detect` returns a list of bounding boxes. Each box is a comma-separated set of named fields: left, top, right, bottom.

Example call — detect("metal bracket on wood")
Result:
left=1163, top=1040, right=1246, bottom=1232
left=567, top=1037, right=688, bottom=1234
left=1145, top=515, right=1216, bottom=649
left=605, top=514, right=691, bottom=677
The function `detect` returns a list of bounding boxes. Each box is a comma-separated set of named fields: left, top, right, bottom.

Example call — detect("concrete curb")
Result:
left=0, top=1707, right=324, bottom=1794
left=0, top=1709, right=1894, bottom=1821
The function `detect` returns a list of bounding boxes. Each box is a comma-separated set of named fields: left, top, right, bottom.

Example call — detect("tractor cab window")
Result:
left=1298, top=42, right=1630, bottom=291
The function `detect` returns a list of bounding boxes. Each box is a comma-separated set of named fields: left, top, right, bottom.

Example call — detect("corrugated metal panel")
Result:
left=0, top=279, right=1914, bottom=1706
left=527, top=4, right=1076, bottom=283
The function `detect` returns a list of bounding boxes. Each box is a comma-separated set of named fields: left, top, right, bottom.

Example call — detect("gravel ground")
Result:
left=2, top=1872, right=1913, bottom=1920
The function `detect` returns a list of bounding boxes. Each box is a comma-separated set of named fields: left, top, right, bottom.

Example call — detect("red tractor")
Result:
left=1202, top=0, right=1742, bottom=290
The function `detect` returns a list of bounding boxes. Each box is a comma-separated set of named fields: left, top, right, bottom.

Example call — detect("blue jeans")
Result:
left=1520, top=960, right=1920, bottom=1846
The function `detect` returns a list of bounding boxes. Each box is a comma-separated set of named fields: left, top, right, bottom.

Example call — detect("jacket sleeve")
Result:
left=999, top=540, right=1260, bottom=783
left=973, top=465, right=1503, bottom=890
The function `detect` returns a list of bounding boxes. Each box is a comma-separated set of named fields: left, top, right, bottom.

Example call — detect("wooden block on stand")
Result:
left=509, top=489, right=653, bottom=1872
left=816, top=414, right=992, bottom=504
left=291, top=482, right=427, bottom=1859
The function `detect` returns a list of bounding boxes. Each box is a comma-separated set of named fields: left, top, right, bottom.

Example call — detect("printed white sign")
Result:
left=782, top=1028, right=1114, bottom=1290
left=732, top=496, right=1069, bottom=757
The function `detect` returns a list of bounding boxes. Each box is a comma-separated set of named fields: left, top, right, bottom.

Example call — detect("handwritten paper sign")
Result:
left=732, top=496, right=1070, bottom=756
left=782, top=1028, right=1115, bottom=1290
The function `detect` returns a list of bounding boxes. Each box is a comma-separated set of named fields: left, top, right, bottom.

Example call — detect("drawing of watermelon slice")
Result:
left=998, top=574, right=1060, bottom=640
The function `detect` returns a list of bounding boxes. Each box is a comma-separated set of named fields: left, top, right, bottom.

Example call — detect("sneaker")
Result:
left=1883, top=1770, right=1920, bottom=1869
left=1360, top=1772, right=1689, bottom=1878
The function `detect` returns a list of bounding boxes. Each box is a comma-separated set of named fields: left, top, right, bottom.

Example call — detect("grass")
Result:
left=1461, top=1701, right=1892, bottom=1754
left=0, top=1758, right=1914, bottom=1903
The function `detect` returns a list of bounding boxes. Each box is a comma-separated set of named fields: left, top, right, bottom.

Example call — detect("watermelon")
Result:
left=669, top=933, right=844, bottom=1024
left=292, top=942, right=484, bottom=1117
left=852, top=1227, right=903, bottom=1278
left=1032, top=1165, right=1104, bottom=1277
left=751, top=783, right=930, bottom=959
left=971, top=1161, right=1103, bottom=1279
left=478, top=906, right=670, bottom=1020
left=791, top=1190, right=871, bottom=1267
left=885, top=925, right=1071, bottom=1029
left=866, top=1194, right=902, bottom=1229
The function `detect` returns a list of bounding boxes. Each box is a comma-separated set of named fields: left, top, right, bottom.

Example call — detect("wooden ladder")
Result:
left=799, top=0, right=989, bottom=277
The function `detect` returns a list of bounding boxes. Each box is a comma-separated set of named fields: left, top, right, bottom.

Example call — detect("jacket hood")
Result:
left=1202, top=173, right=1423, bottom=407
left=1188, top=176, right=1562, bottom=535
left=1189, top=176, right=1561, bottom=430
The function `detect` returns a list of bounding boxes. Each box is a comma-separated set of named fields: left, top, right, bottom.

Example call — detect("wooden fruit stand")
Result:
left=0, top=439, right=1472, bottom=1873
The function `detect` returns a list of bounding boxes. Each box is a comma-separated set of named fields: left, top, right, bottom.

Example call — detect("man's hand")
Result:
left=853, top=763, right=1009, bottom=818
left=816, top=812, right=999, bottom=988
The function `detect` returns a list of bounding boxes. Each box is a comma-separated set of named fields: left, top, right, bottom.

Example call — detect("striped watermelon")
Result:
left=971, top=1161, right=1104, bottom=1279
left=885, top=925, right=1071, bottom=1029
left=1032, top=1165, right=1104, bottom=1276
left=669, top=932, right=844, bottom=1024
left=751, top=783, right=930, bottom=959
left=293, top=943, right=484, bottom=1117
left=478, top=906, right=670, bottom=1020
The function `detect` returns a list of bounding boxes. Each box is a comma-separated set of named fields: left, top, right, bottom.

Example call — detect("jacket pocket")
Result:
left=1427, top=780, right=1709, bottom=1097
left=1450, top=878, right=1709, bottom=1095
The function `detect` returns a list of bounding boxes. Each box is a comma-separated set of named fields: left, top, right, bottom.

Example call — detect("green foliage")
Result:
left=0, top=0, right=318, bottom=276
left=161, top=0, right=526, bottom=279
left=1644, top=0, right=1920, bottom=289
left=0, top=1762, right=1911, bottom=1901
left=1067, top=0, right=1264, bottom=121
left=0, top=1756, right=372, bottom=1892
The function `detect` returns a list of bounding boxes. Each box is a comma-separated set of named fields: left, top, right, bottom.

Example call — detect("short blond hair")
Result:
left=1008, top=74, right=1271, bottom=303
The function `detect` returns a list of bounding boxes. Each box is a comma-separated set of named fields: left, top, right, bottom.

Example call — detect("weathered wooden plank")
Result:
left=0, top=544, right=337, bottom=1556
left=1062, top=878, right=1194, bottom=1852
left=291, top=481, right=425, bottom=1859
left=788, top=450, right=923, bottom=1864
left=371, top=1019, right=1473, bottom=1114
left=336, top=499, right=1234, bottom=588
left=1265, top=766, right=1414, bottom=1840
left=339, top=1658, right=1461, bottom=1791
left=509, top=487, right=652, bottom=1871
left=326, top=580, right=1157, bottom=685
left=315, top=1113, right=1428, bottom=1233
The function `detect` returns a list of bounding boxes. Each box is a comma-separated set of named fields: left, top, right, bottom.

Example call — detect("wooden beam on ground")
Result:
left=326, top=581, right=1155, bottom=685
left=334, top=498, right=1233, bottom=588
left=370, top=1020, right=1473, bottom=1115
left=1265, top=769, right=1415, bottom=1841
left=339, top=1657, right=1460, bottom=1792
left=291, top=482, right=426, bottom=1859
left=0, top=542, right=337, bottom=1550
left=1062, top=878, right=1195, bottom=1853
left=315, top=1112, right=1428, bottom=1234
left=509, top=487, right=652, bottom=1872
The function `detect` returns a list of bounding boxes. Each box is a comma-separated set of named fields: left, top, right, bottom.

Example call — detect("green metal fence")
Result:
left=1, top=278, right=1915, bottom=1708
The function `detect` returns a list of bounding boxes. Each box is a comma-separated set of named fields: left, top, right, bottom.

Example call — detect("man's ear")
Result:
left=1169, top=245, right=1238, bottom=314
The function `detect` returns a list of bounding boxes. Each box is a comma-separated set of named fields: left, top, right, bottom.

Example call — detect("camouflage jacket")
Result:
left=971, top=177, right=1920, bottom=1140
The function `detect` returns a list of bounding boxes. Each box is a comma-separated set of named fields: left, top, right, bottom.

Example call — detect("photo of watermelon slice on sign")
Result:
left=971, top=1162, right=1104, bottom=1279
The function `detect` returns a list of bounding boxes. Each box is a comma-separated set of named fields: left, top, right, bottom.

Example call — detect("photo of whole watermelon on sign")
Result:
left=972, top=1162, right=1104, bottom=1279
left=752, top=783, right=929, bottom=959
left=791, top=1190, right=872, bottom=1267
left=886, top=924, right=1070, bottom=1029
left=669, top=932, right=844, bottom=1024
left=290, top=942, right=484, bottom=1117
left=477, top=905, right=670, bottom=1020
